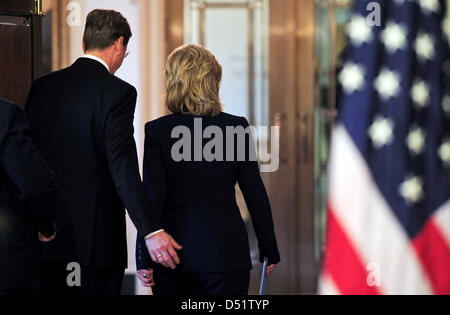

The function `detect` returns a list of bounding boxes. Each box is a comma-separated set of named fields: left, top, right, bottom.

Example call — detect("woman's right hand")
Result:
left=38, top=231, right=56, bottom=243
left=137, top=269, right=156, bottom=288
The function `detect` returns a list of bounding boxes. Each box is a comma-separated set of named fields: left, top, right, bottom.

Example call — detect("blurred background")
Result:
left=0, top=0, right=448, bottom=295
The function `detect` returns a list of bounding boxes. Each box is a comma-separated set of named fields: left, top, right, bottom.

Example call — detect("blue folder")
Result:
left=259, top=257, right=269, bottom=295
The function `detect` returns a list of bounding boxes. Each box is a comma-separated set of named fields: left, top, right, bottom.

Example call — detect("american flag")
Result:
left=319, top=0, right=450, bottom=295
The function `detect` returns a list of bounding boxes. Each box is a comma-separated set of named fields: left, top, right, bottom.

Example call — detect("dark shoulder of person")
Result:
left=0, top=99, right=23, bottom=135
left=145, top=114, right=179, bottom=130
left=0, top=98, right=17, bottom=117
left=102, top=70, right=137, bottom=96
left=216, top=112, right=247, bottom=126
left=144, top=112, right=248, bottom=134
left=33, top=66, right=69, bottom=91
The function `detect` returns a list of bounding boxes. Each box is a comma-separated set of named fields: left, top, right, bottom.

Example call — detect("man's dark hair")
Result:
left=83, top=9, right=132, bottom=51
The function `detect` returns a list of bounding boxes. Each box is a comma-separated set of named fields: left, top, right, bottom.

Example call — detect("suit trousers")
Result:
left=152, top=266, right=250, bottom=296
left=40, top=260, right=124, bottom=296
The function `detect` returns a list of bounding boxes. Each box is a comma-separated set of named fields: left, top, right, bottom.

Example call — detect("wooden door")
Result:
left=266, top=0, right=317, bottom=295
left=0, top=0, right=43, bottom=108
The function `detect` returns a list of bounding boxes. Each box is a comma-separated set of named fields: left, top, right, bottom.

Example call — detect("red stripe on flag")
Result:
left=413, top=220, right=450, bottom=295
left=323, top=204, right=381, bottom=295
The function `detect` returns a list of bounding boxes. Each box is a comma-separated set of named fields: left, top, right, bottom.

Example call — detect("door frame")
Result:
left=0, top=0, right=43, bottom=107
left=267, top=0, right=317, bottom=294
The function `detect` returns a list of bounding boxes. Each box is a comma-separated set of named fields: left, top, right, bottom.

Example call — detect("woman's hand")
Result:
left=137, top=269, right=155, bottom=288
left=266, top=264, right=277, bottom=277
left=38, top=231, right=56, bottom=243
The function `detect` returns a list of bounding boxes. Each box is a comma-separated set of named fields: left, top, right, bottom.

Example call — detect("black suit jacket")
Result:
left=25, top=58, right=161, bottom=268
left=136, top=113, right=280, bottom=273
left=0, top=99, right=57, bottom=294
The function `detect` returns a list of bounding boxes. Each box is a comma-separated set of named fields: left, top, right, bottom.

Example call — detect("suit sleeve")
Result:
left=237, top=117, right=281, bottom=265
left=136, top=124, right=167, bottom=270
left=104, top=86, right=162, bottom=238
left=0, top=103, right=57, bottom=236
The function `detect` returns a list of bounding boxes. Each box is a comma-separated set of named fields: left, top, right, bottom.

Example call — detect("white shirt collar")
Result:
left=81, top=54, right=110, bottom=72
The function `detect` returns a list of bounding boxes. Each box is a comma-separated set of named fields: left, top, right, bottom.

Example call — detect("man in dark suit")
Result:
left=25, top=9, right=181, bottom=295
left=0, top=98, right=57, bottom=295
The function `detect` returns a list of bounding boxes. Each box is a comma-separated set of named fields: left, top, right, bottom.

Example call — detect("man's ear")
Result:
left=115, top=36, right=125, bottom=53
left=82, top=39, right=86, bottom=53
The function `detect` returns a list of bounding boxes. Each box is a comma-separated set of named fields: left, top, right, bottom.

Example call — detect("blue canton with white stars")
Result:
left=338, top=0, right=450, bottom=238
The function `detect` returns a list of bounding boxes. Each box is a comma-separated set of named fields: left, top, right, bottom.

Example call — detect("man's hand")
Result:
left=137, top=269, right=155, bottom=288
left=266, top=264, right=277, bottom=277
left=38, top=231, right=56, bottom=243
left=145, top=231, right=182, bottom=270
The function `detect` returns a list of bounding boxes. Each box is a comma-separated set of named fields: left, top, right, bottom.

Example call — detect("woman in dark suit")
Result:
left=136, top=44, right=280, bottom=295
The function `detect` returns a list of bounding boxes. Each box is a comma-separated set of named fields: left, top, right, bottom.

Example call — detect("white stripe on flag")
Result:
left=318, top=274, right=340, bottom=295
left=328, top=125, right=433, bottom=295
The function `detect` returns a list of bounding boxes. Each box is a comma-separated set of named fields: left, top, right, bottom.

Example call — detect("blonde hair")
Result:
left=165, top=44, right=223, bottom=117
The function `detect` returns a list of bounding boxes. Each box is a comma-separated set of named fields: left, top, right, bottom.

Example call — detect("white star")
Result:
left=374, top=69, right=401, bottom=101
left=407, top=127, right=426, bottom=155
left=399, top=176, right=424, bottom=204
left=443, top=95, right=450, bottom=115
left=439, top=140, right=450, bottom=167
left=418, top=0, right=441, bottom=15
left=415, top=32, right=435, bottom=62
left=347, top=15, right=372, bottom=47
left=369, top=116, right=395, bottom=149
left=411, top=80, right=430, bottom=108
left=381, top=22, right=408, bottom=54
left=339, top=63, right=365, bottom=94
left=444, top=18, right=450, bottom=43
